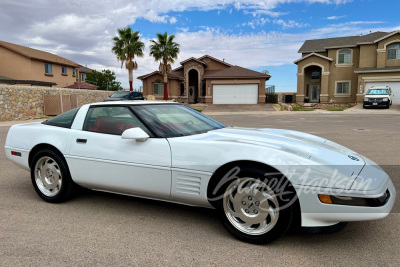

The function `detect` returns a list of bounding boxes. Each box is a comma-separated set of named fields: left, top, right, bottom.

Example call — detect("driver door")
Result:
left=68, top=105, right=172, bottom=198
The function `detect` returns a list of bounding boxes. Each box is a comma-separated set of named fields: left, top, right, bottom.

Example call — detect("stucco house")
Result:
left=294, top=30, right=400, bottom=104
left=138, top=55, right=271, bottom=104
left=0, top=40, right=82, bottom=88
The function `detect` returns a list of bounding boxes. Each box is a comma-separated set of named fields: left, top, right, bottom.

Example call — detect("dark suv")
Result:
left=104, top=91, right=144, bottom=101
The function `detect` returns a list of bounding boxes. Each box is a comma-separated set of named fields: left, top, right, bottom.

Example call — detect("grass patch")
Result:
left=193, top=109, right=203, bottom=113
left=324, top=106, right=352, bottom=111
left=292, top=106, right=314, bottom=111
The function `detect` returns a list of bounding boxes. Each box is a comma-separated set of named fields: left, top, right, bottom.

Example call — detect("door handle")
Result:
left=76, top=138, right=87, bottom=144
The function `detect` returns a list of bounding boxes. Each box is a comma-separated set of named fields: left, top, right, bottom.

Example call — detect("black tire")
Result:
left=214, top=165, right=296, bottom=244
left=30, top=149, right=76, bottom=203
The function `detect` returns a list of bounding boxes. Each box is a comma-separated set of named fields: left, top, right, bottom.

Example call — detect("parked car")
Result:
left=363, top=86, right=394, bottom=108
left=104, top=90, right=144, bottom=101
left=5, top=101, right=395, bottom=244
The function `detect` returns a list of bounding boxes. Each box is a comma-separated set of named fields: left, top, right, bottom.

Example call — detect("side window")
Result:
left=42, top=107, right=80, bottom=128
left=83, top=106, right=152, bottom=136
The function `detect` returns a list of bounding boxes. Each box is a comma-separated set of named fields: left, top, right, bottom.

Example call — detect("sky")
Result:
left=1, top=0, right=399, bottom=92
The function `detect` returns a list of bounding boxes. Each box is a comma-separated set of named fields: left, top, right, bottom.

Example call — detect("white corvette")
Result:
left=5, top=101, right=396, bottom=244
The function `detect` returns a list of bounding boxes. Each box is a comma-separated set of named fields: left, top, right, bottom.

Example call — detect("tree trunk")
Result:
left=163, top=83, right=169, bottom=100
left=129, top=67, right=133, bottom=91
left=163, top=71, right=168, bottom=100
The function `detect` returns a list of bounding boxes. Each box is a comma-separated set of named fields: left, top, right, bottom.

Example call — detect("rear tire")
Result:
left=30, top=149, right=76, bottom=203
left=215, top=166, right=296, bottom=244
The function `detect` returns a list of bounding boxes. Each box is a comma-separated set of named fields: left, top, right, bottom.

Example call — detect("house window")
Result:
left=72, top=68, right=76, bottom=76
left=311, top=71, right=320, bottom=80
left=45, top=63, right=52, bottom=74
left=153, top=81, right=164, bottom=95
left=62, top=66, right=67, bottom=74
left=338, top=50, right=351, bottom=64
left=81, top=73, right=86, bottom=81
left=336, top=81, right=351, bottom=95
left=387, top=44, right=400, bottom=60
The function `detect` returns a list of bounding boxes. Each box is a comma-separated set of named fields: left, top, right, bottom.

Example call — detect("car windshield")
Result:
left=132, top=104, right=225, bottom=138
left=367, top=89, right=388, bottom=95
left=110, top=91, right=130, bottom=98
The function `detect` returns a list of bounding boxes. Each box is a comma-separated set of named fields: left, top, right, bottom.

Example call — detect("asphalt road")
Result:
left=1, top=113, right=399, bottom=266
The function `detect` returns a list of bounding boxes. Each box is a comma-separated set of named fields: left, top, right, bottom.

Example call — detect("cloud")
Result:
left=273, top=19, right=310, bottom=29
left=0, top=0, right=386, bottom=89
left=327, top=15, right=346, bottom=20
left=242, top=17, right=270, bottom=28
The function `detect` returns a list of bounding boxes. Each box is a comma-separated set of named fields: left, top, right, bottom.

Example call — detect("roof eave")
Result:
left=373, top=30, right=400, bottom=43
left=354, top=68, right=400, bottom=74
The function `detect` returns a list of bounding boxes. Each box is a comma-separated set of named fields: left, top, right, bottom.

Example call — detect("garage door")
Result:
left=213, top=84, right=258, bottom=104
left=365, top=82, right=400, bottom=104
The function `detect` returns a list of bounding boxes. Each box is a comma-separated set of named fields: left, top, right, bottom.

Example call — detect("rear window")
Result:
left=42, top=107, right=80, bottom=128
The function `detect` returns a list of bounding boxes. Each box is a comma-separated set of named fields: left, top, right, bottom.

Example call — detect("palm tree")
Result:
left=149, top=32, right=180, bottom=100
left=112, top=28, right=145, bottom=91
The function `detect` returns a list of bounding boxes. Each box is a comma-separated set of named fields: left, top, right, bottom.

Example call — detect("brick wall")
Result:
left=0, top=84, right=111, bottom=121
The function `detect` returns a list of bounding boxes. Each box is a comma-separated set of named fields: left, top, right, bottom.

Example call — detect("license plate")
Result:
left=373, top=103, right=377, bottom=105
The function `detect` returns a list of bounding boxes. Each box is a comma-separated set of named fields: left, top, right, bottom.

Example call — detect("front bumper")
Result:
left=363, top=100, right=389, bottom=107
left=295, top=176, right=396, bottom=227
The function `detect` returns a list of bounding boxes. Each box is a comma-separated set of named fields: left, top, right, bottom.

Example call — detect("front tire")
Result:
left=215, top=166, right=295, bottom=244
left=30, top=149, right=76, bottom=203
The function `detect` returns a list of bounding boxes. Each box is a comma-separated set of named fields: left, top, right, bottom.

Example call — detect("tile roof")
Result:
left=0, top=40, right=80, bottom=67
left=137, top=70, right=183, bottom=80
left=293, top=52, right=333, bottom=64
left=298, top=32, right=389, bottom=53
left=79, top=66, right=94, bottom=73
left=180, top=57, right=207, bottom=66
left=198, top=55, right=233, bottom=66
left=66, top=82, right=98, bottom=90
left=203, top=65, right=270, bottom=79
left=138, top=56, right=269, bottom=80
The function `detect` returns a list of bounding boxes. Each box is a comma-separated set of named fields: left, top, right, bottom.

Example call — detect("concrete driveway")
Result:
left=343, top=104, right=400, bottom=114
left=0, top=113, right=399, bottom=266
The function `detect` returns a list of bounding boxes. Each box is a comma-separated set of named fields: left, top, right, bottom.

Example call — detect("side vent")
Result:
left=176, top=175, right=201, bottom=196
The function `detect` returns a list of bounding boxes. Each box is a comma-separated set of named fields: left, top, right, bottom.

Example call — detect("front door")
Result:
left=311, top=85, right=320, bottom=102
left=68, top=105, right=172, bottom=198
left=189, top=86, right=195, bottom=103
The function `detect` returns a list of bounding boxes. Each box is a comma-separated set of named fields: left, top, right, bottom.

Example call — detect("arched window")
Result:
left=388, top=44, right=400, bottom=60
left=153, top=80, right=164, bottom=95
left=337, top=49, right=351, bottom=64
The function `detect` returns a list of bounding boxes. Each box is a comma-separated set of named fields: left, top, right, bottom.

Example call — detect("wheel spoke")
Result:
left=223, top=177, right=280, bottom=236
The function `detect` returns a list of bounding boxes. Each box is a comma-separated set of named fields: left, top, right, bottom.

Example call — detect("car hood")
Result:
left=171, top=127, right=366, bottom=189
left=364, top=95, right=389, bottom=98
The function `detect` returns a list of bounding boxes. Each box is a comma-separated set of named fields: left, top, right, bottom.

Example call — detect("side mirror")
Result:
left=121, top=127, right=149, bottom=142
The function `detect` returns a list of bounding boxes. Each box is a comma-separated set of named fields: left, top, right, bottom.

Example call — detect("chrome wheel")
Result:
left=34, top=156, right=63, bottom=197
left=223, top=178, right=279, bottom=236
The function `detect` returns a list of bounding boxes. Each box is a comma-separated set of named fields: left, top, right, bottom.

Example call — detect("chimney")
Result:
left=223, top=58, right=225, bottom=62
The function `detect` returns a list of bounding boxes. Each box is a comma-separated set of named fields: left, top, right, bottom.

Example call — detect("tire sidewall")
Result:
left=216, top=166, right=295, bottom=244
left=30, top=149, right=72, bottom=203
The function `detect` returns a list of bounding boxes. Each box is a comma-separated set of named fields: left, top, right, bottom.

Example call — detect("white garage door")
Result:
left=213, top=84, right=258, bottom=104
left=365, top=82, right=400, bottom=104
